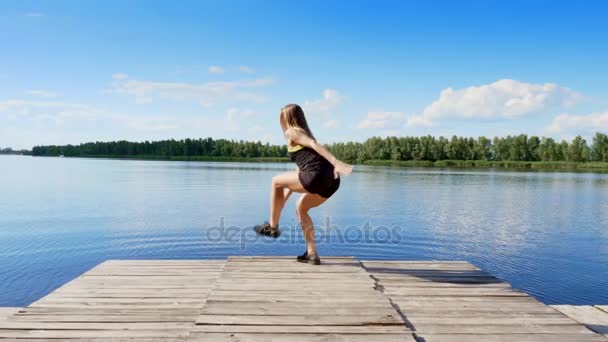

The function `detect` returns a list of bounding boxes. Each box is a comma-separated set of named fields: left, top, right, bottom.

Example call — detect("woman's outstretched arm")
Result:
left=287, top=129, right=353, bottom=177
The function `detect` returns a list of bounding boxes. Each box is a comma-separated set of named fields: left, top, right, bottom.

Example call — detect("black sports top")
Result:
left=288, top=145, right=332, bottom=172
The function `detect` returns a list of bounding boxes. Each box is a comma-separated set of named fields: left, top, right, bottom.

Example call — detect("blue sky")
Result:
left=1, top=0, right=607, bottom=149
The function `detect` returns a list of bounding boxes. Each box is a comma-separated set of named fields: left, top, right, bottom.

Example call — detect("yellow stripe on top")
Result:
left=287, top=144, right=304, bottom=153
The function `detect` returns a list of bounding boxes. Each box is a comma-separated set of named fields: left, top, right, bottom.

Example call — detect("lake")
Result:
left=1, top=155, right=607, bottom=307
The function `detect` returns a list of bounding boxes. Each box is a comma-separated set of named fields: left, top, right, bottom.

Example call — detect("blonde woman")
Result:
left=254, top=104, right=353, bottom=265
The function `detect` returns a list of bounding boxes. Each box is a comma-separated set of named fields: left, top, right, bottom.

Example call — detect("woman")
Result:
left=254, top=104, right=353, bottom=265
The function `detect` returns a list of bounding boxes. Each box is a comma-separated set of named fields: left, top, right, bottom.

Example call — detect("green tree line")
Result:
left=32, top=138, right=288, bottom=159
left=0, top=147, right=31, bottom=155
left=31, top=133, right=608, bottom=163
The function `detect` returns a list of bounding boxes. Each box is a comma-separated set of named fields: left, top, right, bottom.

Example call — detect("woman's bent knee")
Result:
left=271, top=176, right=282, bottom=189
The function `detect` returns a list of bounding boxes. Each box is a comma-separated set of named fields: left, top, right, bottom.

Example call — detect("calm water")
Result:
left=1, top=155, right=607, bottom=307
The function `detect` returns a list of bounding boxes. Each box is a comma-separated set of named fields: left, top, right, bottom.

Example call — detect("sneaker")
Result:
left=297, top=252, right=321, bottom=265
left=254, top=222, right=281, bottom=238
left=296, top=251, right=308, bottom=262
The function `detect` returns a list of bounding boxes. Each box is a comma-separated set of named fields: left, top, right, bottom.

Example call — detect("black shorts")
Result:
left=298, top=168, right=341, bottom=199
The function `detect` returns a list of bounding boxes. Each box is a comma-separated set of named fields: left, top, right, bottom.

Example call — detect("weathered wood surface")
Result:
left=0, top=260, right=225, bottom=340
left=362, top=260, right=607, bottom=342
left=0, top=309, right=21, bottom=322
left=191, top=256, right=415, bottom=341
left=552, top=305, right=608, bottom=337
left=0, top=258, right=605, bottom=341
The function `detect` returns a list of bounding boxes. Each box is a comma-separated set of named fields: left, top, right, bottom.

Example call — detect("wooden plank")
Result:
left=15, top=308, right=200, bottom=314
left=203, top=300, right=392, bottom=308
left=223, top=261, right=362, bottom=267
left=94, top=265, right=225, bottom=270
left=103, top=259, right=225, bottom=264
left=551, top=305, right=608, bottom=335
left=0, top=339, right=187, bottom=342
left=228, top=256, right=356, bottom=260
left=196, top=314, right=403, bottom=325
left=212, top=284, right=375, bottom=290
left=51, top=289, right=213, bottom=296
left=0, top=322, right=191, bottom=330
left=216, top=278, right=374, bottom=284
left=393, top=292, right=541, bottom=299
left=29, top=304, right=205, bottom=309
left=375, top=275, right=502, bottom=283
left=35, top=297, right=203, bottom=304
left=413, top=323, right=596, bottom=334
left=366, top=270, right=494, bottom=277
left=384, top=289, right=525, bottom=296
left=80, top=275, right=222, bottom=280
left=401, top=308, right=561, bottom=316
left=188, top=333, right=415, bottom=341
left=407, top=316, right=577, bottom=325
left=61, top=282, right=215, bottom=287
left=220, top=268, right=365, bottom=273
left=200, top=304, right=397, bottom=316
left=191, top=325, right=410, bottom=334
left=394, top=303, right=542, bottom=311
left=83, top=272, right=223, bottom=276
left=0, top=308, right=22, bottom=321
left=363, top=263, right=480, bottom=270
left=218, top=272, right=371, bottom=279
left=204, top=295, right=390, bottom=304
left=0, top=329, right=190, bottom=338
left=417, top=334, right=608, bottom=342
left=393, top=297, right=544, bottom=304
left=210, top=283, right=369, bottom=291
left=7, top=315, right=196, bottom=322
left=208, top=289, right=380, bottom=296
left=376, top=282, right=510, bottom=288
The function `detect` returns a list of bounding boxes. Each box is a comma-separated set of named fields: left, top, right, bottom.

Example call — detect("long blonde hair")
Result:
left=280, top=104, right=315, bottom=141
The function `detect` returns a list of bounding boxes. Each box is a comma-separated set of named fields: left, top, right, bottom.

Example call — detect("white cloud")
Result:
left=110, top=74, right=274, bottom=106
left=208, top=65, right=225, bottom=74
left=238, top=66, right=255, bottom=74
left=112, top=73, right=129, bottom=80
left=0, top=100, right=96, bottom=117
left=357, top=111, right=404, bottom=129
left=125, top=117, right=179, bottom=131
left=383, top=129, right=401, bottom=136
left=26, top=12, right=43, bottom=17
left=406, top=79, right=583, bottom=127
left=0, top=100, right=104, bottom=126
left=405, top=115, right=433, bottom=127
left=225, top=107, right=256, bottom=132
left=544, top=111, right=608, bottom=135
left=227, top=107, right=255, bottom=120
left=26, top=90, right=58, bottom=98
left=304, top=89, right=344, bottom=113
left=0, top=99, right=178, bottom=132
left=322, top=119, right=340, bottom=129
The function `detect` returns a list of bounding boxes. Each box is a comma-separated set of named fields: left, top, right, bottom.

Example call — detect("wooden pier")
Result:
left=0, top=257, right=606, bottom=341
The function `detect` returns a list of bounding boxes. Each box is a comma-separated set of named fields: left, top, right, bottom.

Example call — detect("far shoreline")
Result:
left=17, top=154, right=608, bottom=173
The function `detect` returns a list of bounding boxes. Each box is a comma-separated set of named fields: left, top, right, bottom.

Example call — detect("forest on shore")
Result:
left=30, top=132, right=608, bottom=171
left=0, top=147, right=30, bottom=155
